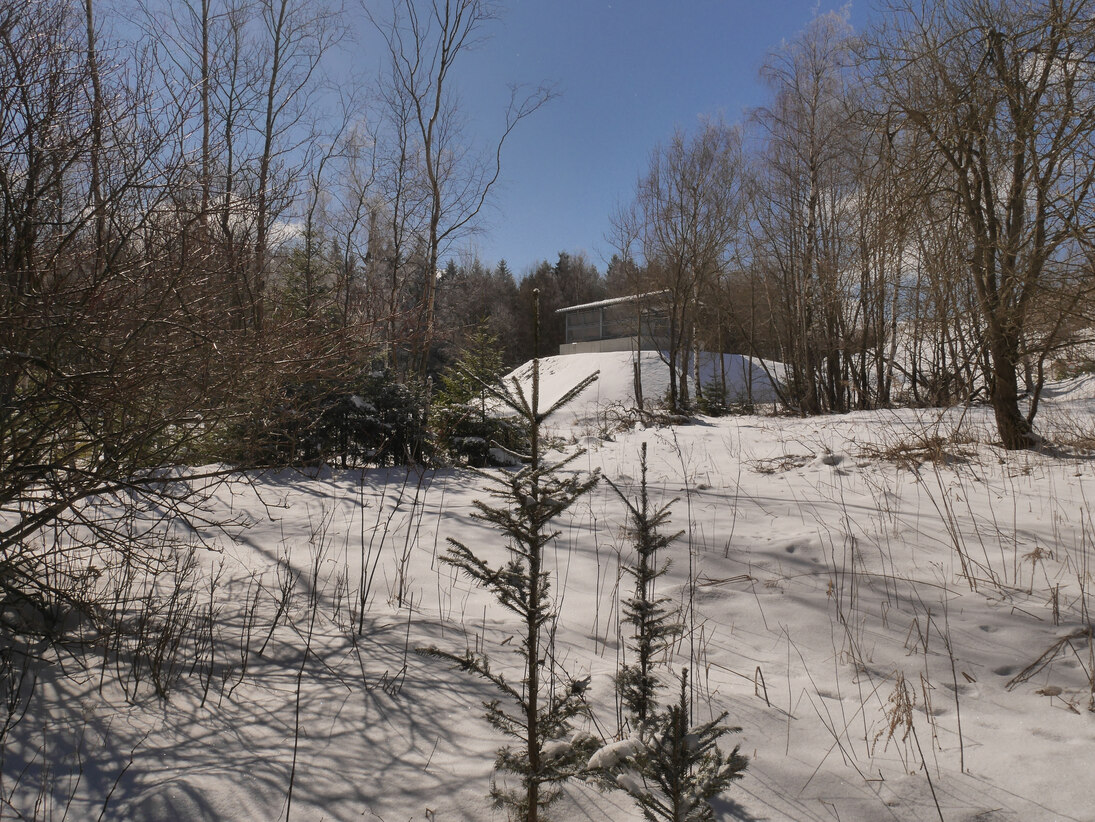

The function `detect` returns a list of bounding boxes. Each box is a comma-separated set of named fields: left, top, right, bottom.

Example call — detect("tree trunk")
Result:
left=988, top=330, right=1037, bottom=450
left=200, top=0, right=211, bottom=224
left=667, top=313, right=679, bottom=412
left=84, top=0, right=105, bottom=277
left=254, top=0, right=290, bottom=333
left=527, top=291, right=541, bottom=821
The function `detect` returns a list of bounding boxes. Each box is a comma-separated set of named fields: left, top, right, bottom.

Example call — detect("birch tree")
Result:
left=749, top=12, right=859, bottom=414
left=371, top=0, right=554, bottom=378
left=864, top=0, right=1095, bottom=448
left=621, top=121, right=744, bottom=413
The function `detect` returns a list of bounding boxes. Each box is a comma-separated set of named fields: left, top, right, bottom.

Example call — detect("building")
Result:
left=555, top=291, right=670, bottom=355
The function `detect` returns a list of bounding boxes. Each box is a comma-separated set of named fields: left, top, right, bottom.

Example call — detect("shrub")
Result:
left=431, top=326, right=529, bottom=466
left=231, top=370, right=431, bottom=467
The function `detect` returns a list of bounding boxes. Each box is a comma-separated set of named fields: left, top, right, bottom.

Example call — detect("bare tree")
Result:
left=618, top=120, right=743, bottom=413
left=141, top=0, right=257, bottom=326
left=864, top=0, right=1095, bottom=448
left=373, top=45, right=431, bottom=372
left=250, top=0, right=343, bottom=330
left=901, top=192, right=985, bottom=406
left=843, top=104, right=921, bottom=410
left=749, top=11, right=860, bottom=414
left=370, top=0, right=555, bottom=378
left=328, top=120, right=384, bottom=334
left=0, top=0, right=247, bottom=612
left=144, top=0, right=342, bottom=331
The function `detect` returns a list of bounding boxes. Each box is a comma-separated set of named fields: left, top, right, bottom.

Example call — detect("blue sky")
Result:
left=382, top=2, right=874, bottom=274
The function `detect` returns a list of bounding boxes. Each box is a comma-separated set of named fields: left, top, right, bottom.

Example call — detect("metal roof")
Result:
left=554, top=290, right=670, bottom=314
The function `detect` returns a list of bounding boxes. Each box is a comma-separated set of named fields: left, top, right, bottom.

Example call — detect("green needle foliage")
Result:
left=595, top=451, right=746, bottom=820
left=616, top=670, right=748, bottom=822
left=433, top=324, right=507, bottom=409
left=420, top=292, right=601, bottom=822
left=606, top=442, right=683, bottom=729
left=432, top=324, right=528, bottom=466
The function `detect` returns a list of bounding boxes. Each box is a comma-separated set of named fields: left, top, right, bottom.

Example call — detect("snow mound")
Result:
left=500, top=351, right=783, bottom=421
left=588, top=736, right=645, bottom=769
left=542, top=739, right=572, bottom=760
left=1040, top=370, right=1095, bottom=401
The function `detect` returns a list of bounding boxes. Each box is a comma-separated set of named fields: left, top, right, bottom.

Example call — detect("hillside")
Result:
left=3, top=352, right=1095, bottom=821
left=502, top=350, right=784, bottom=421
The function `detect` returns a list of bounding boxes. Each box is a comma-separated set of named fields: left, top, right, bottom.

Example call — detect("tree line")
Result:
left=5, top=0, right=1095, bottom=553
left=0, top=0, right=583, bottom=628
left=615, top=1, right=1095, bottom=449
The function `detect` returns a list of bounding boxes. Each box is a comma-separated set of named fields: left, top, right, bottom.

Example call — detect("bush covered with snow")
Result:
left=431, top=401, right=528, bottom=466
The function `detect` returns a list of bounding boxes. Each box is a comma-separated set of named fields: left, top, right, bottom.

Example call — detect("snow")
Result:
left=616, top=771, right=646, bottom=795
left=542, top=739, right=572, bottom=760
left=588, top=736, right=645, bottom=770
left=501, top=350, right=783, bottom=422
left=554, top=290, right=670, bottom=313
left=6, top=350, right=1095, bottom=821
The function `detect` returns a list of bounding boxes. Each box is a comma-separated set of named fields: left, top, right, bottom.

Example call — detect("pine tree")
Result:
left=606, top=442, right=683, bottom=728
left=590, top=454, right=747, bottom=819
left=612, top=670, right=748, bottom=822
left=433, top=323, right=506, bottom=410
left=432, top=323, right=527, bottom=466
left=420, top=291, right=600, bottom=821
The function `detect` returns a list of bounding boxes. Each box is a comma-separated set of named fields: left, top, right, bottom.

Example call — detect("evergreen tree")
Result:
left=606, top=442, right=683, bottom=728
left=433, top=324, right=506, bottom=409
left=589, top=454, right=748, bottom=820
left=278, top=227, right=337, bottom=324
left=431, top=324, right=526, bottom=466
left=620, top=669, right=748, bottom=822
left=420, top=292, right=601, bottom=821
left=513, top=252, right=606, bottom=362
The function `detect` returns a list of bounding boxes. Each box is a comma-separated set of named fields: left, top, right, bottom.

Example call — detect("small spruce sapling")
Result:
left=591, top=450, right=747, bottom=820
left=433, top=323, right=506, bottom=410
left=636, top=669, right=748, bottom=821
left=420, top=290, right=600, bottom=822
left=613, top=669, right=748, bottom=822
left=605, top=442, right=683, bottom=729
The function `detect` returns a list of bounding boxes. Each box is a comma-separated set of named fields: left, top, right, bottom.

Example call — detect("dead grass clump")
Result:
left=859, top=429, right=978, bottom=471
left=872, top=672, right=915, bottom=756
left=749, top=454, right=813, bottom=474
left=1035, top=408, right=1095, bottom=453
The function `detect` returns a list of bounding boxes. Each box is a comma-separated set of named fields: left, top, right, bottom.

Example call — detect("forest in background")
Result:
left=6, top=2, right=1095, bottom=819
left=6, top=0, right=1095, bottom=483
left=6, top=0, right=1095, bottom=612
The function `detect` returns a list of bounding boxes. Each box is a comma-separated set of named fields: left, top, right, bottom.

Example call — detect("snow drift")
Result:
left=501, top=350, right=783, bottom=420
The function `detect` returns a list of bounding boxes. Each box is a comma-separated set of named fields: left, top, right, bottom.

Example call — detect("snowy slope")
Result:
left=5, top=351, right=1095, bottom=821
left=501, top=350, right=783, bottom=421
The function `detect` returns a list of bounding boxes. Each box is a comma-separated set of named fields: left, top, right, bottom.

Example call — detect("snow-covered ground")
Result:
left=6, top=354, right=1095, bottom=821
left=502, top=350, right=783, bottom=421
